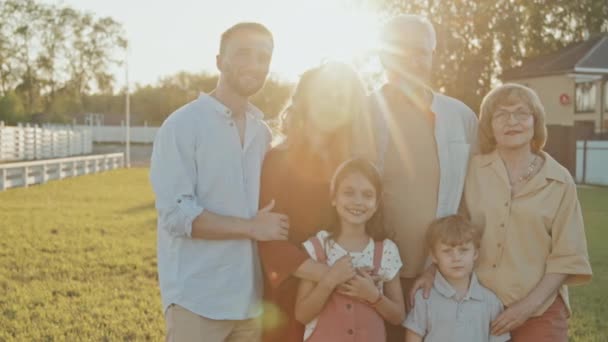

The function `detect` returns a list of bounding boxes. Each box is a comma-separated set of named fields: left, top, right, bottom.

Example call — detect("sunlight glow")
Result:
left=269, top=1, right=382, bottom=80
left=37, top=0, right=385, bottom=87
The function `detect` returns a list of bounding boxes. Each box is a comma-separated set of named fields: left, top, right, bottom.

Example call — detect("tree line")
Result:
left=1, top=0, right=607, bottom=126
left=0, top=0, right=127, bottom=123
left=0, top=0, right=293, bottom=125
left=376, top=0, right=608, bottom=110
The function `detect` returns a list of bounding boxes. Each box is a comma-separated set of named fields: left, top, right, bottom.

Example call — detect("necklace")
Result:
left=511, top=155, right=540, bottom=185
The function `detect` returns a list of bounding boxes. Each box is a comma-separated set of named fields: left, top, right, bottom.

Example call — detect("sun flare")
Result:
left=270, top=1, right=382, bottom=79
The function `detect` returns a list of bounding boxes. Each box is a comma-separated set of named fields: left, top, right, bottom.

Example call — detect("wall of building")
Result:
left=511, top=75, right=606, bottom=133
left=510, top=74, right=577, bottom=126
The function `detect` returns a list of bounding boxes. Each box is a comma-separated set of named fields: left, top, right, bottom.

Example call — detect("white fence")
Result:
left=76, top=125, right=158, bottom=143
left=0, top=153, right=124, bottom=191
left=576, top=140, right=608, bottom=186
left=0, top=122, right=93, bottom=162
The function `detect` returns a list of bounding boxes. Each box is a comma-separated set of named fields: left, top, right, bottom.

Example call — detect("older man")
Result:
left=358, top=15, right=479, bottom=341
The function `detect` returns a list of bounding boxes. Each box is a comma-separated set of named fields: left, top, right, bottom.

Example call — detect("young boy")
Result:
left=403, top=215, right=510, bottom=342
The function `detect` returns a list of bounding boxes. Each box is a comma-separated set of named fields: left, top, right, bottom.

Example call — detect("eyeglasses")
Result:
left=492, top=110, right=533, bottom=124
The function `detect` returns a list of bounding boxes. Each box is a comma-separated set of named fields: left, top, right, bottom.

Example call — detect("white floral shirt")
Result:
left=301, top=230, right=403, bottom=340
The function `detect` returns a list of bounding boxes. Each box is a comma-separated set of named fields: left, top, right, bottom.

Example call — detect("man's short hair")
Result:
left=219, top=22, right=273, bottom=54
left=380, top=14, right=437, bottom=50
left=426, top=215, right=483, bottom=250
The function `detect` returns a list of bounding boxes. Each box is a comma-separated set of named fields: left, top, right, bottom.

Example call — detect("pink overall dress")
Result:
left=306, top=236, right=386, bottom=342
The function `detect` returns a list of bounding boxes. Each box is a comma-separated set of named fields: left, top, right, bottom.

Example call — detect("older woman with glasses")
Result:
left=462, top=83, right=592, bottom=341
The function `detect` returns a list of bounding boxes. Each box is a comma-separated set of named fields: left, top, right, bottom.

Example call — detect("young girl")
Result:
left=295, top=158, right=405, bottom=341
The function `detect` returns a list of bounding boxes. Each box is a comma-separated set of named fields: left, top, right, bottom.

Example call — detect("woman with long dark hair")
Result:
left=258, top=61, right=370, bottom=342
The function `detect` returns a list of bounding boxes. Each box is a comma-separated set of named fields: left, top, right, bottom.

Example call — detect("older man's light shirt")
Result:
left=361, top=89, right=478, bottom=277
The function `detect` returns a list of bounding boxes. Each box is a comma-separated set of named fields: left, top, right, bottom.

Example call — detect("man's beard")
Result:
left=225, top=69, right=266, bottom=97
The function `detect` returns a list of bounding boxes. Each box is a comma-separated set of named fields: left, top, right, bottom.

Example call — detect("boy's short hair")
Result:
left=219, top=22, right=273, bottom=54
left=426, top=215, right=483, bottom=250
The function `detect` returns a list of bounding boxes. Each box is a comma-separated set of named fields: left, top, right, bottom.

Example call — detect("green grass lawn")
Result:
left=569, top=186, right=608, bottom=342
left=0, top=169, right=161, bottom=341
left=0, top=169, right=606, bottom=341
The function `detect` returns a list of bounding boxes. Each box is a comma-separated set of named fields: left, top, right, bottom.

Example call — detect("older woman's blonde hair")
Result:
left=478, top=83, right=548, bottom=154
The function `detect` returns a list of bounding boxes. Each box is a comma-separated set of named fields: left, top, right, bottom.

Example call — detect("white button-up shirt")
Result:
left=150, top=93, right=272, bottom=320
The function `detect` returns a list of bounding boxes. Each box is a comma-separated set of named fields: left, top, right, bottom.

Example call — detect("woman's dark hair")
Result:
left=327, top=158, right=391, bottom=242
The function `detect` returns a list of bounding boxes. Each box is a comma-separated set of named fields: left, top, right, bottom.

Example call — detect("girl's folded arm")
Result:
left=294, top=277, right=336, bottom=324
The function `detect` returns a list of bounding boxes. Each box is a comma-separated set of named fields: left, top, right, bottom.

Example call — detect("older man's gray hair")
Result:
left=380, top=14, right=437, bottom=51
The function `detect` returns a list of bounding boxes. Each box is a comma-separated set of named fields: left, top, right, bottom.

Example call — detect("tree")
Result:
left=374, top=0, right=608, bottom=112
left=80, top=71, right=293, bottom=125
left=0, top=0, right=127, bottom=121
left=0, top=91, right=26, bottom=124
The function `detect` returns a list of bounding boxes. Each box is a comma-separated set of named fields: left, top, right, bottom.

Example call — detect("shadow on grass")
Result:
left=121, top=202, right=155, bottom=214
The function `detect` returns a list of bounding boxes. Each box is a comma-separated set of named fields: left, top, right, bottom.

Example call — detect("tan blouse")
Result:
left=463, top=150, right=592, bottom=316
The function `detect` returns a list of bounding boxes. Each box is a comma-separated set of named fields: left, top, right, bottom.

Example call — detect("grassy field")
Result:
left=0, top=169, right=606, bottom=341
left=0, top=169, right=161, bottom=341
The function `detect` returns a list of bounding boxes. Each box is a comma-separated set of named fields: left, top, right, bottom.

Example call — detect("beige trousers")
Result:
left=165, top=304, right=261, bottom=342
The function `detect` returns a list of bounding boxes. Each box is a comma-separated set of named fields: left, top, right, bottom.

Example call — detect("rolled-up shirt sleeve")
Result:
left=546, top=181, right=592, bottom=285
left=150, top=118, right=204, bottom=238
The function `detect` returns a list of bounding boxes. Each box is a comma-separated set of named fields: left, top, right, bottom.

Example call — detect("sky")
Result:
left=42, top=0, right=384, bottom=89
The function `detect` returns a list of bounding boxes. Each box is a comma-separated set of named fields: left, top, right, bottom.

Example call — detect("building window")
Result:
left=575, top=81, right=596, bottom=113
left=604, top=81, right=608, bottom=134
left=605, top=80, right=608, bottom=109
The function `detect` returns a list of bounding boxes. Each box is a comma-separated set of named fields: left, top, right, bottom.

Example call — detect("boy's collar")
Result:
left=434, top=270, right=484, bottom=301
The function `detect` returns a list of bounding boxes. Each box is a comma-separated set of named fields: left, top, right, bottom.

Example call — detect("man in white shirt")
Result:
left=355, top=15, right=478, bottom=341
left=150, top=22, right=288, bottom=342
